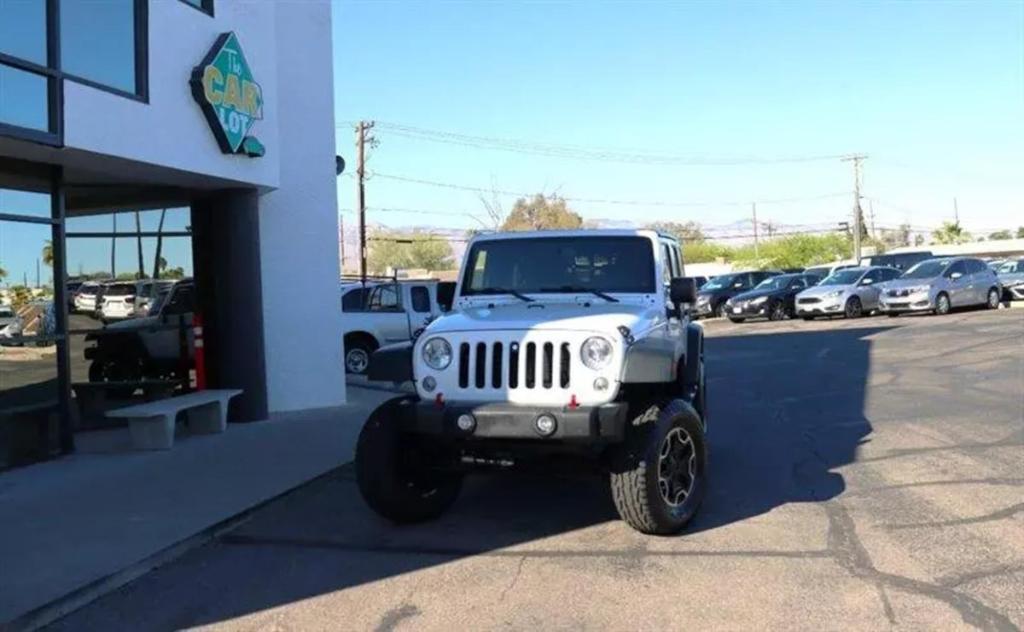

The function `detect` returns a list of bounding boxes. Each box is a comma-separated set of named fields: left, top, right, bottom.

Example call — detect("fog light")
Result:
left=535, top=414, right=557, bottom=437
left=421, top=376, right=437, bottom=392
left=593, top=377, right=609, bottom=391
left=456, top=413, right=476, bottom=432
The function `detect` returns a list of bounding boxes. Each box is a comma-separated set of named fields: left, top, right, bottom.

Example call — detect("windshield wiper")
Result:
left=476, top=287, right=535, bottom=302
left=540, top=286, right=620, bottom=303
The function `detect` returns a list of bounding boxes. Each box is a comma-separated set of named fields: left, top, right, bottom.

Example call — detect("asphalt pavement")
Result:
left=49, top=308, right=1024, bottom=631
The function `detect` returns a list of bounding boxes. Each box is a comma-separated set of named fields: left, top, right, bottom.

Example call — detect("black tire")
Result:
left=887, top=312, right=900, bottom=318
left=609, top=399, right=708, bottom=535
left=986, top=287, right=1000, bottom=310
left=767, top=300, right=788, bottom=321
left=844, top=296, right=863, bottom=319
left=713, top=302, right=727, bottom=319
left=727, top=317, right=745, bottom=323
left=87, top=354, right=143, bottom=399
left=934, top=292, right=951, bottom=316
left=355, top=398, right=462, bottom=524
left=801, top=316, right=815, bottom=321
left=344, top=336, right=377, bottom=374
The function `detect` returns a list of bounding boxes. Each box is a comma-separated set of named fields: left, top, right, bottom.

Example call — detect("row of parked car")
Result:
left=694, top=254, right=1024, bottom=324
left=69, top=279, right=175, bottom=323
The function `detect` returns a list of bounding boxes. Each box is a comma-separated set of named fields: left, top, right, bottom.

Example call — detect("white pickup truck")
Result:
left=341, top=279, right=455, bottom=374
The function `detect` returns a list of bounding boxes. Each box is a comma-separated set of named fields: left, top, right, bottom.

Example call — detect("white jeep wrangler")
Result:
left=355, top=229, right=708, bottom=535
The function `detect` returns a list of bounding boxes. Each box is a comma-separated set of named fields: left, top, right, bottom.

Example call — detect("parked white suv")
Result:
left=99, top=282, right=142, bottom=322
left=341, top=279, right=455, bottom=374
left=355, top=230, right=709, bottom=535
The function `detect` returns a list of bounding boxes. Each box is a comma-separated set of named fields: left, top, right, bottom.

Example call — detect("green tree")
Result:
left=162, top=266, right=186, bottom=280
left=647, top=221, right=707, bottom=243
left=367, top=231, right=455, bottom=274
left=41, top=240, right=54, bottom=267
left=683, top=241, right=735, bottom=264
left=0, top=264, right=7, bottom=282
left=931, top=221, right=973, bottom=245
left=1017, top=226, right=1024, bottom=239
left=988, top=229, right=1013, bottom=241
left=10, top=285, right=32, bottom=309
left=500, top=194, right=582, bottom=231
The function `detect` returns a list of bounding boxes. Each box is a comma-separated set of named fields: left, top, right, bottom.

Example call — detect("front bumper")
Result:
left=694, top=301, right=714, bottom=317
left=1005, top=285, right=1024, bottom=301
left=726, top=301, right=769, bottom=317
left=795, top=297, right=843, bottom=315
left=879, top=294, right=933, bottom=312
left=400, top=399, right=629, bottom=443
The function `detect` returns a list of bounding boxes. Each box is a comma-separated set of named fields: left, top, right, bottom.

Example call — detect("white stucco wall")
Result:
left=62, top=0, right=280, bottom=189
left=258, top=1, right=346, bottom=411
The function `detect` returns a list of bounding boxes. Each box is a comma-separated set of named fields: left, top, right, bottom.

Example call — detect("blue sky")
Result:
left=332, top=0, right=1023, bottom=237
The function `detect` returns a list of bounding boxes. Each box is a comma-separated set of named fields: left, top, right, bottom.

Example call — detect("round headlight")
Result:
left=422, top=337, right=452, bottom=370
left=581, top=336, right=613, bottom=370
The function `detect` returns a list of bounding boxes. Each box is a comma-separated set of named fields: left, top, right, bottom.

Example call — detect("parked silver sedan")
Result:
left=795, top=266, right=901, bottom=319
left=878, top=257, right=1002, bottom=316
left=995, top=258, right=1024, bottom=301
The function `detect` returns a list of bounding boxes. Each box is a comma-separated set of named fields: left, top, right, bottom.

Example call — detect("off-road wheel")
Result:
left=844, top=296, right=863, bottom=319
left=609, top=399, right=707, bottom=535
left=87, top=354, right=144, bottom=399
left=986, top=287, right=1000, bottom=310
left=768, top=301, right=788, bottom=321
left=355, top=398, right=462, bottom=524
left=934, top=292, right=951, bottom=316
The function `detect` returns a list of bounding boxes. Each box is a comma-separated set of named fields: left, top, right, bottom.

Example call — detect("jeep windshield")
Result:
left=461, top=236, right=656, bottom=296
left=819, top=269, right=864, bottom=286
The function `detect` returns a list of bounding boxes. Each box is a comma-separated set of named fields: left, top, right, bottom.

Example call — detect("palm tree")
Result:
left=41, top=241, right=54, bottom=267
left=931, top=221, right=973, bottom=245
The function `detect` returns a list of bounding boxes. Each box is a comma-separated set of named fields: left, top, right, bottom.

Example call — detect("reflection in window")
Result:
left=60, top=0, right=137, bottom=94
left=0, top=348, right=59, bottom=468
left=0, top=220, right=56, bottom=296
left=65, top=235, right=193, bottom=283
left=0, top=0, right=47, bottom=64
left=0, top=64, right=49, bottom=131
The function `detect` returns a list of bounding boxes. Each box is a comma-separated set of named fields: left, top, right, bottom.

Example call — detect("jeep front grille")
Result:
left=457, top=340, right=572, bottom=390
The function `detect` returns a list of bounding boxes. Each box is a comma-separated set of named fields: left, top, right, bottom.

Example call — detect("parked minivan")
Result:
left=861, top=250, right=933, bottom=271
left=878, top=257, right=1002, bottom=316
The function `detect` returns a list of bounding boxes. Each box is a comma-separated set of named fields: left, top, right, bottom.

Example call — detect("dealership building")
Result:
left=0, top=0, right=345, bottom=465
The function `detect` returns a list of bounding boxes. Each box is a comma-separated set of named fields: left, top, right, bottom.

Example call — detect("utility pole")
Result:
left=355, top=120, right=375, bottom=282
left=953, top=197, right=959, bottom=225
left=841, top=154, right=867, bottom=262
left=868, top=199, right=876, bottom=238
left=36, top=259, right=40, bottom=288
left=751, top=202, right=760, bottom=260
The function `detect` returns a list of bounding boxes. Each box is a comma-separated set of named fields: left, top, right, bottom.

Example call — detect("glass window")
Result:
left=0, top=220, right=56, bottom=300
left=0, top=187, right=50, bottom=219
left=368, top=285, right=399, bottom=311
left=945, top=261, right=967, bottom=278
left=462, top=237, right=656, bottom=295
left=179, top=0, right=213, bottom=14
left=410, top=286, right=430, bottom=313
left=163, top=283, right=194, bottom=316
left=0, top=0, right=47, bottom=64
left=60, top=0, right=138, bottom=94
left=341, top=287, right=369, bottom=312
left=0, top=64, right=49, bottom=131
left=661, top=244, right=673, bottom=284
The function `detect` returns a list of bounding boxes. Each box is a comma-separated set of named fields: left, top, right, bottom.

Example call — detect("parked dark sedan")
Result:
left=694, top=270, right=782, bottom=318
left=724, top=273, right=820, bottom=322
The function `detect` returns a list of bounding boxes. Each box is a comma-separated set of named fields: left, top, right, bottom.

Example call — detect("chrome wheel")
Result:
left=346, top=348, right=369, bottom=373
left=936, top=294, right=951, bottom=315
left=845, top=297, right=863, bottom=318
left=987, top=289, right=1000, bottom=309
left=657, top=427, right=696, bottom=507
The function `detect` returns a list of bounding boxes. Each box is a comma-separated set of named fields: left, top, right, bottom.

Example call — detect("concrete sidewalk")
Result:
left=0, top=385, right=398, bottom=630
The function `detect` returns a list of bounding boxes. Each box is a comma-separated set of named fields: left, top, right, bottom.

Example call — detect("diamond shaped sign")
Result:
left=190, top=32, right=265, bottom=157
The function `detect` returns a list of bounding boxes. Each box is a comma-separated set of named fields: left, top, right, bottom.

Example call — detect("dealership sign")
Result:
left=190, top=32, right=265, bottom=157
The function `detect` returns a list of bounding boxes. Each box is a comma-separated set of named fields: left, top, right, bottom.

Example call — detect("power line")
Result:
left=370, top=172, right=849, bottom=208
left=357, top=121, right=850, bottom=166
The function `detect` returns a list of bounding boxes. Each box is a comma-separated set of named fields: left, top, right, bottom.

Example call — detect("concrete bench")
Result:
left=105, top=390, right=243, bottom=450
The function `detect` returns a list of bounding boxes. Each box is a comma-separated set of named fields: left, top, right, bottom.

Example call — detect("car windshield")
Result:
left=104, top=284, right=136, bottom=296
left=902, top=259, right=953, bottom=279
left=754, top=274, right=796, bottom=290
left=461, top=236, right=656, bottom=296
left=819, top=269, right=864, bottom=286
left=701, top=274, right=738, bottom=291
left=997, top=260, right=1022, bottom=274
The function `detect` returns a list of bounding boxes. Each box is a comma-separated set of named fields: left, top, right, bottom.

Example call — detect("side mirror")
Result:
left=950, top=272, right=963, bottom=280
left=860, top=278, right=874, bottom=285
left=733, top=282, right=744, bottom=288
left=670, top=277, right=698, bottom=306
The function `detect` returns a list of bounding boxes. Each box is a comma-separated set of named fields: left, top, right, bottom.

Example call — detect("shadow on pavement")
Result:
left=47, top=325, right=891, bottom=631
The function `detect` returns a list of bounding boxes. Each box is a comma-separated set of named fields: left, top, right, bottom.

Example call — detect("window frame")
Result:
left=410, top=286, right=431, bottom=313
left=59, top=0, right=149, bottom=102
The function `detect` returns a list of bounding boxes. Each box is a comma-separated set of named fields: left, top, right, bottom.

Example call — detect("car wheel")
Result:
left=801, top=316, right=815, bottom=321
left=727, top=316, right=745, bottom=323
left=609, top=399, right=707, bottom=535
left=768, top=301, right=787, bottom=321
left=986, top=288, right=1000, bottom=309
left=844, top=296, right=863, bottom=319
left=88, top=355, right=143, bottom=399
left=887, top=313, right=900, bottom=318
left=345, top=342, right=373, bottom=374
left=713, top=303, right=727, bottom=319
left=355, top=398, right=463, bottom=524
left=934, top=292, right=951, bottom=316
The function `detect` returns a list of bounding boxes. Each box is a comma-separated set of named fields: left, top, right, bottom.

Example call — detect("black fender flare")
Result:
left=367, top=341, right=414, bottom=383
left=682, top=323, right=703, bottom=389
